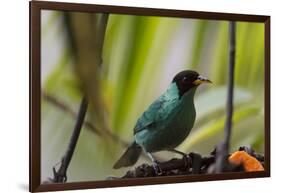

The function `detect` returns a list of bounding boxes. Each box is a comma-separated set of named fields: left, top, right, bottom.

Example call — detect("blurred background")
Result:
left=41, top=10, right=265, bottom=182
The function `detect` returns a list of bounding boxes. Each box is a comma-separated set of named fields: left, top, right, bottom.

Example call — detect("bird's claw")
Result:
left=152, top=161, right=163, bottom=175
left=182, top=154, right=190, bottom=169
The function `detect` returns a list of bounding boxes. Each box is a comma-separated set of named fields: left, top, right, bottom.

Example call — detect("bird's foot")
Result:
left=182, top=154, right=191, bottom=169
left=170, top=149, right=188, bottom=157
left=170, top=149, right=188, bottom=159
left=189, top=152, right=202, bottom=174
left=169, top=149, right=190, bottom=170
left=146, top=152, right=163, bottom=175
left=152, top=161, right=163, bottom=176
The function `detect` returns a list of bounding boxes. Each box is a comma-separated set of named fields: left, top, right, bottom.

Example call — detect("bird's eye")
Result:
left=182, top=76, right=188, bottom=84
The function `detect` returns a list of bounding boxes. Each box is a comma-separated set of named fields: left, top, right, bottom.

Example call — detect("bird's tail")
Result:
left=113, top=141, right=142, bottom=169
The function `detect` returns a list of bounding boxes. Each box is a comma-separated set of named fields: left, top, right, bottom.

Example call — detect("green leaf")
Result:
left=189, top=20, right=209, bottom=69
left=195, top=86, right=252, bottom=119
left=109, top=16, right=181, bottom=135
left=179, top=106, right=260, bottom=151
left=210, top=21, right=228, bottom=85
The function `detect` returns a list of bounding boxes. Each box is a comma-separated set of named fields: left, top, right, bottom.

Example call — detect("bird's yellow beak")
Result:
left=193, top=75, right=212, bottom=85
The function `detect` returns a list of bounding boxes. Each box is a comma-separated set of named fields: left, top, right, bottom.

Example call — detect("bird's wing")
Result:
left=133, top=95, right=178, bottom=134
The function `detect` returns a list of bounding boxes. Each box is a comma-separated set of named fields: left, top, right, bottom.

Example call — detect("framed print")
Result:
left=30, top=1, right=270, bottom=192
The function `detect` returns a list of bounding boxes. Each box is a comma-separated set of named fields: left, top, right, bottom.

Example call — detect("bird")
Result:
left=113, top=70, right=211, bottom=173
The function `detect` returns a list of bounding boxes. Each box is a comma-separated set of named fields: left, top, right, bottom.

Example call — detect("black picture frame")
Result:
left=30, top=1, right=270, bottom=192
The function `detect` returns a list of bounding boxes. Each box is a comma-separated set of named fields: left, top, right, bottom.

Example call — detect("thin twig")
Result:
left=52, top=96, right=88, bottom=182
left=224, top=21, right=236, bottom=148
left=42, top=91, right=130, bottom=148
left=42, top=91, right=164, bottom=164
left=215, top=21, right=236, bottom=173
left=50, top=13, right=110, bottom=183
left=42, top=91, right=102, bottom=135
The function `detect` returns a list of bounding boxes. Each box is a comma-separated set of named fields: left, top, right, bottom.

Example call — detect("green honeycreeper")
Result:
left=113, top=70, right=211, bottom=172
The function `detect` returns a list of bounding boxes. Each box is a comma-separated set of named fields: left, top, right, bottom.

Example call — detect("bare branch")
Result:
left=215, top=21, right=236, bottom=173
left=42, top=91, right=129, bottom=147
left=109, top=147, right=263, bottom=179
left=52, top=96, right=88, bottom=182
left=49, top=13, right=110, bottom=183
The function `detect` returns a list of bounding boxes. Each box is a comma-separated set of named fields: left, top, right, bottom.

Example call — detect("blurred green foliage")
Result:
left=41, top=10, right=265, bottom=182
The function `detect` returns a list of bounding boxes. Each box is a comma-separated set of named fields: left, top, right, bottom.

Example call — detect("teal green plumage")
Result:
left=113, top=70, right=211, bottom=169
left=134, top=83, right=196, bottom=153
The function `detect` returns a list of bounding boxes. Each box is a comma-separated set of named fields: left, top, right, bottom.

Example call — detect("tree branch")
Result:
left=108, top=153, right=206, bottom=179
left=52, top=96, right=88, bottom=182
left=42, top=92, right=165, bottom=167
left=48, top=13, right=110, bottom=183
left=42, top=91, right=129, bottom=147
left=215, top=21, right=236, bottom=173
left=108, top=147, right=263, bottom=179
left=42, top=91, right=101, bottom=136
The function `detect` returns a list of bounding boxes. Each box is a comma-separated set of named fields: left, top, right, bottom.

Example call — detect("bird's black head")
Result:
left=172, top=70, right=211, bottom=97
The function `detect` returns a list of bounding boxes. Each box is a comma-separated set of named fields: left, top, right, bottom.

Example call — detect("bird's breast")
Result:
left=135, top=98, right=196, bottom=152
left=165, top=98, right=196, bottom=145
